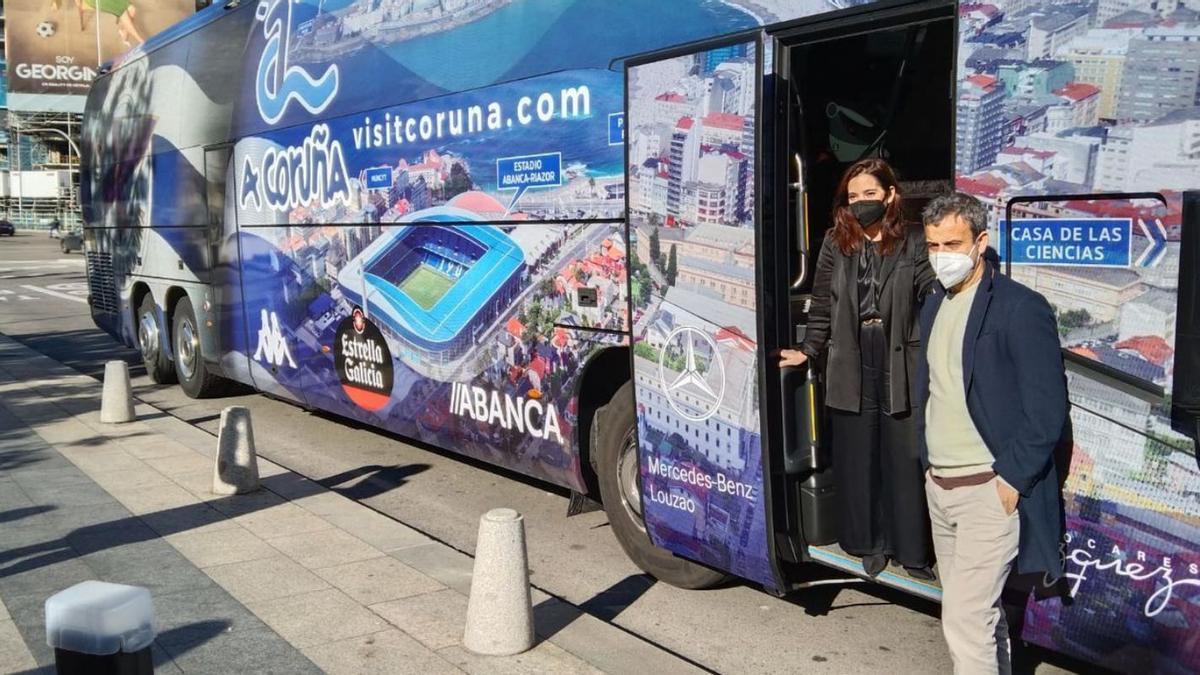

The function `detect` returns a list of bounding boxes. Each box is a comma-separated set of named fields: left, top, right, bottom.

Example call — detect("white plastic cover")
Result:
left=44, top=581, right=157, bottom=655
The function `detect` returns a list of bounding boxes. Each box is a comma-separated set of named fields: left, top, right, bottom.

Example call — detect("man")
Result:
left=916, top=192, right=1067, bottom=674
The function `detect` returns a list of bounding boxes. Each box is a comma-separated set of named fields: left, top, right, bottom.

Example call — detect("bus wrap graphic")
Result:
left=255, top=0, right=340, bottom=124
left=334, top=307, right=394, bottom=412
left=627, top=41, right=775, bottom=590
left=253, top=309, right=297, bottom=369
left=998, top=218, right=1132, bottom=267
left=496, top=152, right=563, bottom=213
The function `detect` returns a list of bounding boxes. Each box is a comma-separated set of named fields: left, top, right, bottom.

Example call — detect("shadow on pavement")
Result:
left=576, top=573, right=657, bottom=622
left=321, top=464, right=432, bottom=501
left=0, top=505, right=57, bottom=524
left=533, top=573, right=657, bottom=644
left=0, top=468, right=421, bottom=579
left=155, top=619, right=234, bottom=660
left=6, top=329, right=142, bottom=381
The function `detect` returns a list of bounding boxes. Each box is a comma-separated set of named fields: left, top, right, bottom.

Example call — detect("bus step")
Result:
left=806, top=544, right=942, bottom=603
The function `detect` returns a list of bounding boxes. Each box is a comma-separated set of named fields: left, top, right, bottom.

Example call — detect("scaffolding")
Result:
left=1, top=110, right=83, bottom=230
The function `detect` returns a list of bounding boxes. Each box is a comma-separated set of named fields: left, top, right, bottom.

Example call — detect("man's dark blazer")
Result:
left=801, top=225, right=936, bottom=414
left=915, top=259, right=1067, bottom=579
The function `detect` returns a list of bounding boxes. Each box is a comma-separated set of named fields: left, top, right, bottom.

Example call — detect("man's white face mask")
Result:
left=929, top=236, right=980, bottom=289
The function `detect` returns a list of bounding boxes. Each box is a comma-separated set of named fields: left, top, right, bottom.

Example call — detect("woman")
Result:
left=779, top=158, right=936, bottom=579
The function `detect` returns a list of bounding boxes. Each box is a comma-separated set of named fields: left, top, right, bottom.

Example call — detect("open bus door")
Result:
left=624, top=34, right=787, bottom=592
left=771, top=0, right=955, bottom=601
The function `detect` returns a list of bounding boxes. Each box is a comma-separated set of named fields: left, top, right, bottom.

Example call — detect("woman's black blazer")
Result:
left=799, top=225, right=937, bottom=414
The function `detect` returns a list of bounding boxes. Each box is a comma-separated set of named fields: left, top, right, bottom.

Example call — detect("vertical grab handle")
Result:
left=780, top=363, right=822, bottom=474
left=791, top=153, right=809, bottom=291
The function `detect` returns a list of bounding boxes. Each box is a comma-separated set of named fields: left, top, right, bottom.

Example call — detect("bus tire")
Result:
left=172, top=297, right=223, bottom=398
left=594, top=381, right=727, bottom=590
left=136, top=294, right=176, bottom=384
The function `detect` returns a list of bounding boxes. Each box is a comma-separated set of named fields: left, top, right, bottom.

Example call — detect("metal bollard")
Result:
left=212, top=406, right=260, bottom=495
left=45, top=581, right=156, bottom=675
left=463, top=508, right=534, bottom=656
left=99, top=361, right=135, bottom=424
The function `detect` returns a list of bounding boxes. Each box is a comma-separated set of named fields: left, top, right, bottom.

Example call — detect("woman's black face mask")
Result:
left=849, top=200, right=886, bottom=228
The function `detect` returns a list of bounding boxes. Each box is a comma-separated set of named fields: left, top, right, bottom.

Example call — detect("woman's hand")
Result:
left=778, top=349, right=809, bottom=368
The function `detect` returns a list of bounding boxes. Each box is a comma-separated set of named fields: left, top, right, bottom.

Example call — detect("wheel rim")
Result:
left=176, top=316, right=198, bottom=380
left=616, top=428, right=646, bottom=533
left=138, top=310, right=159, bottom=364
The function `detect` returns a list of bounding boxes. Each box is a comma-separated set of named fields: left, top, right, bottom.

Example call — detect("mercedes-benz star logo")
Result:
left=659, top=326, right=726, bottom=422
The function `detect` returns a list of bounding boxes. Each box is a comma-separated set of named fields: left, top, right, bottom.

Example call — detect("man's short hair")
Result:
left=922, top=192, right=988, bottom=239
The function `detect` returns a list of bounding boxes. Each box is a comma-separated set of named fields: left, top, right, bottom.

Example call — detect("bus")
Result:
left=80, top=0, right=1199, bottom=670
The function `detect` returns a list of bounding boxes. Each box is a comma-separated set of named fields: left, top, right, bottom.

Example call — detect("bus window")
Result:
left=997, top=192, right=1200, bottom=669
left=1001, top=193, right=1179, bottom=396
left=203, top=145, right=232, bottom=273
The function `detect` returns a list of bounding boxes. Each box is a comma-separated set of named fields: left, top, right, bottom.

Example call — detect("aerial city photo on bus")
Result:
left=0, top=0, right=1196, bottom=672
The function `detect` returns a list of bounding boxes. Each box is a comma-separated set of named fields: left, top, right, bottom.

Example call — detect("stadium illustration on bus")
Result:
left=79, top=0, right=1199, bottom=671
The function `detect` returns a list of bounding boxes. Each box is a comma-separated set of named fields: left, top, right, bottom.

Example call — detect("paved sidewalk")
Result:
left=0, top=334, right=703, bottom=674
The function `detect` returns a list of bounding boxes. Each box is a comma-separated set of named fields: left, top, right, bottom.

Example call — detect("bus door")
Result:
left=229, top=138, right=309, bottom=406
left=625, top=35, right=785, bottom=591
left=202, top=144, right=237, bottom=371
left=998, top=191, right=1199, bottom=673
left=772, top=0, right=954, bottom=599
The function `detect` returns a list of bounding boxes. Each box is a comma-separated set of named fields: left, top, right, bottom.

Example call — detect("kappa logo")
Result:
left=255, top=0, right=339, bottom=125
left=659, top=326, right=725, bottom=422
left=253, top=309, right=297, bottom=368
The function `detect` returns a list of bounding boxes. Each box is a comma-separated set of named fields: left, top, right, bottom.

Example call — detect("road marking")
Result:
left=20, top=285, right=88, bottom=304
left=47, top=282, right=89, bottom=296
left=0, top=259, right=85, bottom=266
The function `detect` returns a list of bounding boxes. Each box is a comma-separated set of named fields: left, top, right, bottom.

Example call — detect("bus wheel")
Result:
left=172, top=297, right=222, bottom=398
left=137, top=294, right=176, bottom=384
left=594, top=381, right=727, bottom=590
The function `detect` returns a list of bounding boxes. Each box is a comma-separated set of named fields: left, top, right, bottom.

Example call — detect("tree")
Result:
left=1137, top=420, right=1174, bottom=483
left=649, top=226, right=661, bottom=267
left=1058, top=308, right=1093, bottom=331
left=666, top=244, right=678, bottom=286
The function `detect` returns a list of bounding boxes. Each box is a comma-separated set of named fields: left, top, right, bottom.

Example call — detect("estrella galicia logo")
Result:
left=253, top=309, right=297, bottom=369
left=334, top=307, right=394, bottom=412
left=255, top=0, right=339, bottom=125
left=659, top=326, right=725, bottom=422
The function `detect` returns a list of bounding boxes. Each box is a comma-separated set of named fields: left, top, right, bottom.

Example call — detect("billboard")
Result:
left=2, top=0, right=195, bottom=111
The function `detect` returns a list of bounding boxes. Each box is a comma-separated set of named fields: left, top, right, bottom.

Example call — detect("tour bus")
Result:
left=81, top=0, right=1199, bottom=670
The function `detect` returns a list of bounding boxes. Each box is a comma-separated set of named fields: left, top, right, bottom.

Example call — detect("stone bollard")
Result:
left=463, top=508, right=534, bottom=656
left=99, top=361, right=135, bottom=424
left=212, top=406, right=260, bottom=495
left=45, top=580, right=156, bottom=675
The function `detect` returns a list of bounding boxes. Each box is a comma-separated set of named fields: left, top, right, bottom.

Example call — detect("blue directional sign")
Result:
left=1135, top=218, right=1168, bottom=268
left=608, top=113, right=625, bottom=146
left=496, top=152, right=562, bottom=211
left=998, top=218, right=1132, bottom=267
left=364, top=167, right=392, bottom=191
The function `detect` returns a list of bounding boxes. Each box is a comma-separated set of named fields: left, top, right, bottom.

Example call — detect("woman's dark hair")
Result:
left=830, top=158, right=905, bottom=256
